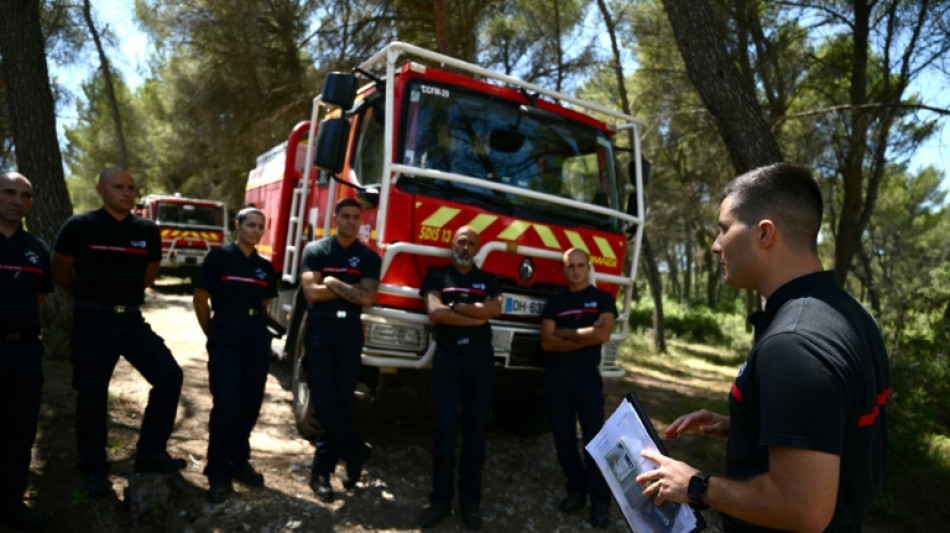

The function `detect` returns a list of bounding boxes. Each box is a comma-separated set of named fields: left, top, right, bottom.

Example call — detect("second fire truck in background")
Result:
left=134, top=194, right=229, bottom=277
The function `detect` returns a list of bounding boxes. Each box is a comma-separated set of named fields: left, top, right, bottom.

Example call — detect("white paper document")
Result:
left=585, top=397, right=703, bottom=533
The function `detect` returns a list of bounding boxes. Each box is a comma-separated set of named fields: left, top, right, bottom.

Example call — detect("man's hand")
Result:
left=635, top=449, right=698, bottom=505
left=664, top=409, right=729, bottom=439
left=639, top=445, right=841, bottom=532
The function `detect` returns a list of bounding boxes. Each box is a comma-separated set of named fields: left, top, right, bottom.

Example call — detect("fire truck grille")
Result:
left=173, top=240, right=209, bottom=249
left=496, top=278, right=563, bottom=300
left=508, top=332, right=544, bottom=368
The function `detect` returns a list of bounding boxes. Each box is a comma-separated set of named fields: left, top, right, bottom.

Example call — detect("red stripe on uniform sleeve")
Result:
left=857, top=387, right=891, bottom=427
left=731, top=382, right=743, bottom=402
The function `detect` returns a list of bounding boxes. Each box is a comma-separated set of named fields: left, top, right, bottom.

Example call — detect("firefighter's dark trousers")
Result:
left=303, top=314, right=367, bottom=475
left=204, top=315, right=270, bottom=483
left=0, top=339, right=42, bottom=513
left=429, top=340, right=494, bottom=507
left=545, top=362, right=610, bottom=504
left=71, top=308, right=183, bottom=474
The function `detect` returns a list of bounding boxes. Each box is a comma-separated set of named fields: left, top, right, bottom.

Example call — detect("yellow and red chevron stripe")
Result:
left=160, top=229, right=223, bottom=242
left=413, top=204, right=624, bottom=270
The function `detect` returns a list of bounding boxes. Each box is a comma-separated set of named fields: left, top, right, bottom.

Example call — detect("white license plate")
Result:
left=502, top=293, right=546, bottom=316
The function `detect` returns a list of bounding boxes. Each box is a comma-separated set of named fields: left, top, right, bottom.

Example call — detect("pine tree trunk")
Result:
left=0, top=0, right=75, bottom=334
left=596, top=0, right=667, bottom=352
left=661, top=0, right=783, bottom=173
left=83, top=0, right=128, bottom=169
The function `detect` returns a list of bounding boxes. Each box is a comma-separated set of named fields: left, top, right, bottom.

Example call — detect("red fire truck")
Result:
left=245, top=42, right=647, bottom=436
left=134, top=194, right=229, bottom=276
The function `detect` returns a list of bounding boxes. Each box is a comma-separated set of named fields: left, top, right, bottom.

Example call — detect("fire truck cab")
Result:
left=134, top=194, right=229, bottom=276
left=245, top=42, right=647, bottom=436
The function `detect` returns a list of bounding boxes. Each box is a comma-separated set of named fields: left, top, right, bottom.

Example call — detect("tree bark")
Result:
left=83, top=0, right=128, bottom=169
left=642, top=236, right=666, bottom=352
left=596, top=0, right=666, bottom=351
left=432, top=0, right=450, bottom=55
left=660, top=0, right=783, bottom=173
left=834, top=0, right=871, bottom=285
left=0, top=0, right=74, bottom=331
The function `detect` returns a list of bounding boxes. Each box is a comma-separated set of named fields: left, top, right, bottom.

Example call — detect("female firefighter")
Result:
left=193, top=206, right=277, bottom=503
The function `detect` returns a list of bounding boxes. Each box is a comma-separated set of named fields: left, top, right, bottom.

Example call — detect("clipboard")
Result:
left=586, top=391, right=708, bottom=533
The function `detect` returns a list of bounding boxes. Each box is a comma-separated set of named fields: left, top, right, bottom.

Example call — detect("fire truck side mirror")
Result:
left=321, top=72, right=357, bottom=110
left=626, top=191, right=639, bottom=218
left=356, top=185, right=380, bottom=208
left=630, top=156, right=651, bottom=187
left=626, top=157, right=650, bottom=220
left=314, top=118, right=350, bottom=174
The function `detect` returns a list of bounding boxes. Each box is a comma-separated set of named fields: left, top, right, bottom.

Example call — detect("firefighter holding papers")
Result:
left=299, top=198, right=381, bottom=503
left=635, top=164, right=889, bottom=532
left=540, top=247, right=617, bottom=529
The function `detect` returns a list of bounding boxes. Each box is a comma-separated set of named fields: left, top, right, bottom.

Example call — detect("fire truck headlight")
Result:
left=364, top=322, right=427, bottom=352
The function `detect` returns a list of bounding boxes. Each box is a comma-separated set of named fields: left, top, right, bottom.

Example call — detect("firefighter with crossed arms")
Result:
left=540, top=247, right=616, bottom=529
left=416, top=225, right=501, bottom=531
left=299, top=198, right=381, bottom=503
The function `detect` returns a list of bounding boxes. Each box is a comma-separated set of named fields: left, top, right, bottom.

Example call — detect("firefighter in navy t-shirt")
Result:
left=193, top=207, right=277, bottom=504
left=540, top=248, right=617, bottom=529
left=416, top=226, right=501, bottom=531
left=299, top=198, right=381, bottom=503
left=636, top=164, right=889, bottom=533
left=0, top=173, right=52, bottom=531
left=52, top=168, right=185, bottom=498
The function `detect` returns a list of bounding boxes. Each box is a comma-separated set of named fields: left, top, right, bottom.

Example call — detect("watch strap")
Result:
left=688, top=472, right=712, bottom=509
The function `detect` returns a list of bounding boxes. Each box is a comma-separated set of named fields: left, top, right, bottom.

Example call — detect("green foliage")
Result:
left=842, top=167, right=950, bottom=481
left=479, top=0, right=595, bottom=90
left=887, top=262, right=950, bottom=441
left=64, top=72, right=155, bottom=190
left=665, top=310, right=725, bottom=343
left=92, top=0, right=326, bottom=207
left=628, top=296, right=749, bottom=349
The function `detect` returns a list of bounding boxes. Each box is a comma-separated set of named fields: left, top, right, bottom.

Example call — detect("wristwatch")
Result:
left=447, top=301, right=456, bottom=310
left=687, top=472, right=712, bottom=509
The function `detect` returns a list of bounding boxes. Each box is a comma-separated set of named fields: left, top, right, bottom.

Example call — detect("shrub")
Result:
left=627, top=298, right=728, bottom=344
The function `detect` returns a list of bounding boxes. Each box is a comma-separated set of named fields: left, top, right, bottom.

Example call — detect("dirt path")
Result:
left=19, top=279, right=727, bottom=533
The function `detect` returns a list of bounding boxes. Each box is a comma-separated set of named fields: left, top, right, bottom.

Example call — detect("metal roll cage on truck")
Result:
left=245, top=42, right=647, bottom=437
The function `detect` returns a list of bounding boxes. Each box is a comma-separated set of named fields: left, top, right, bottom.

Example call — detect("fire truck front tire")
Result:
left=292, top=321, right=321, bottom=440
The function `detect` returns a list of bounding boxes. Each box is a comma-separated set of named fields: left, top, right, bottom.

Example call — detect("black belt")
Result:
left=75, top=301, right=141, bottom=314
left=218, top=308, right=262, bottom=317
left=2, top=332, right=39, bottom=342
left=306, top=310, right=355, bottom=319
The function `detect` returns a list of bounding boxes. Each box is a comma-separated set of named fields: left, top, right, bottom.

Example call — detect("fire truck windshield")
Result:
left=398, top=80, right=622, bottom=232
left=155, top=201, right=224, bottom=227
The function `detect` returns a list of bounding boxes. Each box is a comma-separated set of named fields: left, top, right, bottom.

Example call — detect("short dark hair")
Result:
left=335, top=197, right=361, bottom=214
left=721, top=163, right=822, bottom=252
